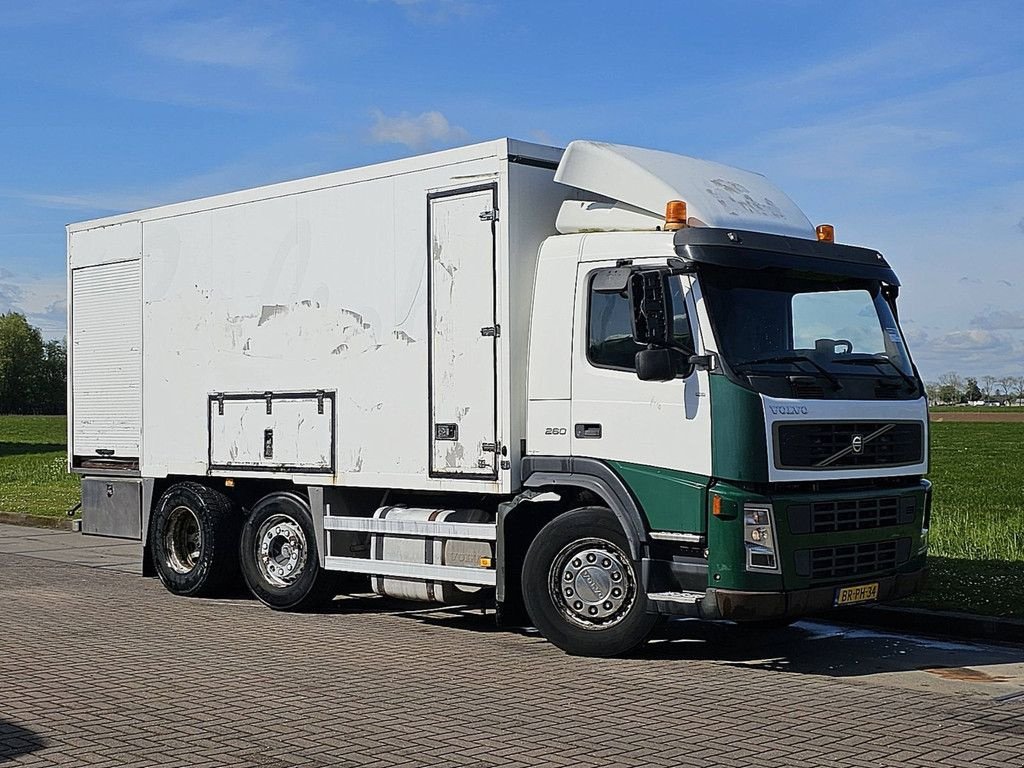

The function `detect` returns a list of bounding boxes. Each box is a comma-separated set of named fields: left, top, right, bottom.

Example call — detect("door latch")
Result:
left=480, top=325, right=501, bottom=337
left=479, top=209, right=499, bottom=222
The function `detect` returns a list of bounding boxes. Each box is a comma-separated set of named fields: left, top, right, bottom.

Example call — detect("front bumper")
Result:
left=695, top=566, right=927, bottom=621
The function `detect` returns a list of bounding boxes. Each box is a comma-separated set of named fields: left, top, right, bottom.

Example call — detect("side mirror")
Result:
left=628, top=270, right=671, bottom=346
left=635, top=348, right=675, bottom=381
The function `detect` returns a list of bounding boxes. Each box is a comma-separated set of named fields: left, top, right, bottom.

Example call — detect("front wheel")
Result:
left=522, top=507, right=658, bottom=657
left=239, top=491, right=338, bottom=611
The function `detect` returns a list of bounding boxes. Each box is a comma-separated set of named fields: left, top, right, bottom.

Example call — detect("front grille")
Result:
left=795, top=538, right=911, bottom=581
left=789, top=496, right=914, bottom=534
left=775, top=421, right=923, bottom=470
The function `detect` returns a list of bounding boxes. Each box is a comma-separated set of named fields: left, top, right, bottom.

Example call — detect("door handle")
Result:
left=574, top=423, right=602, bottom=439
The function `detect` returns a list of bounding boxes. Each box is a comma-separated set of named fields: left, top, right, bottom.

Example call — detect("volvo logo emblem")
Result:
left=580, top=569, right=605, bottom=599
left=816, top=423, right=895, bottom=467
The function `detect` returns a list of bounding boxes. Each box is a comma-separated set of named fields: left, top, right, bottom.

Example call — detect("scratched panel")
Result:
left=209, top=396, right=333, bottom=471
left=429, top=188, right=497, bottom=477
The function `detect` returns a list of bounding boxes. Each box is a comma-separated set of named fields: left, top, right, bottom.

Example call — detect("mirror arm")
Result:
left=687, top=353, right=717, bottom=371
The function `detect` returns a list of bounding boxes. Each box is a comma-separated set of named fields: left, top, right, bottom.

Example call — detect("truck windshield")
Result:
left=698, top=265, right=918, bottom=394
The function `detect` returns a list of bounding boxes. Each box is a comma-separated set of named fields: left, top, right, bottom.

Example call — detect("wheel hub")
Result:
left=256, top=515, right=307, bottom=588
left=164, top=505, right=202, bottom=574
left=551, top=540, right=634, bottom=628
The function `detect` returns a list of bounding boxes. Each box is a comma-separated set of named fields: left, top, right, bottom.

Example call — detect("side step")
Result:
left=323, top=556, right=496, bottom=586
left=323, top=515, right=496, bottom=540
left=647, top=590, right=705, bottom=618
left=322, top=514, right=497, bottom=586
left=647, top=591, right=704, bottom=604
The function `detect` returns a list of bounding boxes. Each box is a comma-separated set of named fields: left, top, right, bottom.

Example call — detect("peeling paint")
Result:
left=258, top=304, right=288, bottom=326
left=444, top=443, right=465, bottom=468
left=394, top=330, right=416, bottom=344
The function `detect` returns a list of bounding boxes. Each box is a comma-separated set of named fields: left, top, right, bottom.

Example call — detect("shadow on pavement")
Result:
left=636, top=617, right=1024, bottom=679
left=0, top=719, right=45, bottom=764
left=350, top=595, right=1023, bottom=678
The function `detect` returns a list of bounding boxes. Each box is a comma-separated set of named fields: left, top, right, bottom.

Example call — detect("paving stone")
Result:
left=1, top=551, right=1023, bottom=767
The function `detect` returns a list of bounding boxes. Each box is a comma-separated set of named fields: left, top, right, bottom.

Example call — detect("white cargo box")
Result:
left=68, top=139, right=576, bottom=494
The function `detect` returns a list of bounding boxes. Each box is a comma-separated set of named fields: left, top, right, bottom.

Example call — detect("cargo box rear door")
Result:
left=69, top=222, right=142, bottom=468
left=428, top=184, right=498, bottom=479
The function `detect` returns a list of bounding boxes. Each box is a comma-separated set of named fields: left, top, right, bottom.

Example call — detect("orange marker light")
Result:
left=712, top=494, right=722, bottom=517
left=816, top=224, right=835, bottom=243
left=665, top=200, right=688, bottom=231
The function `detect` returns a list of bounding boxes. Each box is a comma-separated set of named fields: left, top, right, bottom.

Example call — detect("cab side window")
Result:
left=587, top=275, right=694, bottom=372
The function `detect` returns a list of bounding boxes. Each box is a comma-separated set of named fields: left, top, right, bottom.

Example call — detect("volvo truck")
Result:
left=68, top=139, right=930, bottom=656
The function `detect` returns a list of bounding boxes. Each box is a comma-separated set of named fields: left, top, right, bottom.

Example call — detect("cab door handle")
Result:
left=574, top=423, right=602, bottom=439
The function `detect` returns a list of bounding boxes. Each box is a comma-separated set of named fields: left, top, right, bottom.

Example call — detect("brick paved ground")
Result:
left=2, top=551, right=1023, bottom=768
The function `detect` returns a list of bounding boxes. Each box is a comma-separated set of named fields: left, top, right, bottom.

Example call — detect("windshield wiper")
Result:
left=831, top=356, right=917, bottom=389
left=733, top=354, right=842, bottom=390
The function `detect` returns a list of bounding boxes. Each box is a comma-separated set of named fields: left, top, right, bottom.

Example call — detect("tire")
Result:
left=239, top=491, right=337, bottom=611
left=522, top=507, right=658, bottom=657
left=150, top=481, right=240, bottom=597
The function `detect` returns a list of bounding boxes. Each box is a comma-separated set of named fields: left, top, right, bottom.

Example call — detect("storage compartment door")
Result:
left=71, top=258, right=142, bottom=464
left=209, top=392, right=335, bottom=473
left=428, top=184, right=498, bottom=479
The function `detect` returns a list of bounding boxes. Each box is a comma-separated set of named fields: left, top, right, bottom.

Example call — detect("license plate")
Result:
left=835, top=582, right=879, bottom=606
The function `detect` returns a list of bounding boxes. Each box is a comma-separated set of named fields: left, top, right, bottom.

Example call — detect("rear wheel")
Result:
left=240, top=491, right=338, bottom=611
left=150, top=481, right=240, bottom=597
left=522, top=507, right=657, bottom=657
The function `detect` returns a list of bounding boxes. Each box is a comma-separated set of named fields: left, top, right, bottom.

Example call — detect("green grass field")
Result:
left=930, top=405, right=1022, bottom=413
left=2, top=414, right=1022, bottom=616
left=0, top=416, right=79, bottom=520
left=896, top=421, right=1024, bottom=617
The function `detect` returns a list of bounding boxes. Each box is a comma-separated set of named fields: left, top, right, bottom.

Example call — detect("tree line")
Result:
left=926, top=372, right=1024, bottom=406
left=0, top=312, right=67, bottom=415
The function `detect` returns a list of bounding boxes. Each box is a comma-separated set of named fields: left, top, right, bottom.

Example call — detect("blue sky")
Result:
left=1, top=0, right=1022, bottom=381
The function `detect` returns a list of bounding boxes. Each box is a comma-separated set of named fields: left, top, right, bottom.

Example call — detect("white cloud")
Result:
left=972, top=309, right=1024, bottom=330
left=3, top=154, right=327, bottom=216
left=368, top=109, right=468, bottom=149
left=0, top=271, right=66, bottom=338
left=141, top=17, right=294, bottom=73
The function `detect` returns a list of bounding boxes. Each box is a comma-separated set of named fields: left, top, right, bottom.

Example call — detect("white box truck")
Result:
left=69, top=139, right=930, bottom=656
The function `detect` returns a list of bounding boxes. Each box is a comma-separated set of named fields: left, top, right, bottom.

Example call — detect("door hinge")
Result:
left=480, top=325, right=501, bottom=337
left=479, top=208, right=499, bottom=222
left=481, top=442, right=497, bottom=453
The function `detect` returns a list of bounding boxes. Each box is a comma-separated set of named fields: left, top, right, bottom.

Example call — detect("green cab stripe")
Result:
left=607, top=460, right=709, bottom=533
left=710, top=374, right=768, bottom=483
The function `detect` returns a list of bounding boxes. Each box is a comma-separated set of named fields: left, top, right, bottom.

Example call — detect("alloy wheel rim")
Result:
left=548, top=537, right=636, bottom=629
left=255, top=513, right=308, bottom=588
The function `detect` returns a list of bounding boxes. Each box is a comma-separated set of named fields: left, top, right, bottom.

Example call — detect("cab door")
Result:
left=569, top=262, right=712, bottom=532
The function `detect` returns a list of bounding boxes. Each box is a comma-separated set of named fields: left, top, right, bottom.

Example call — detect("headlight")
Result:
left=744, top=504, right=780, bottom=572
